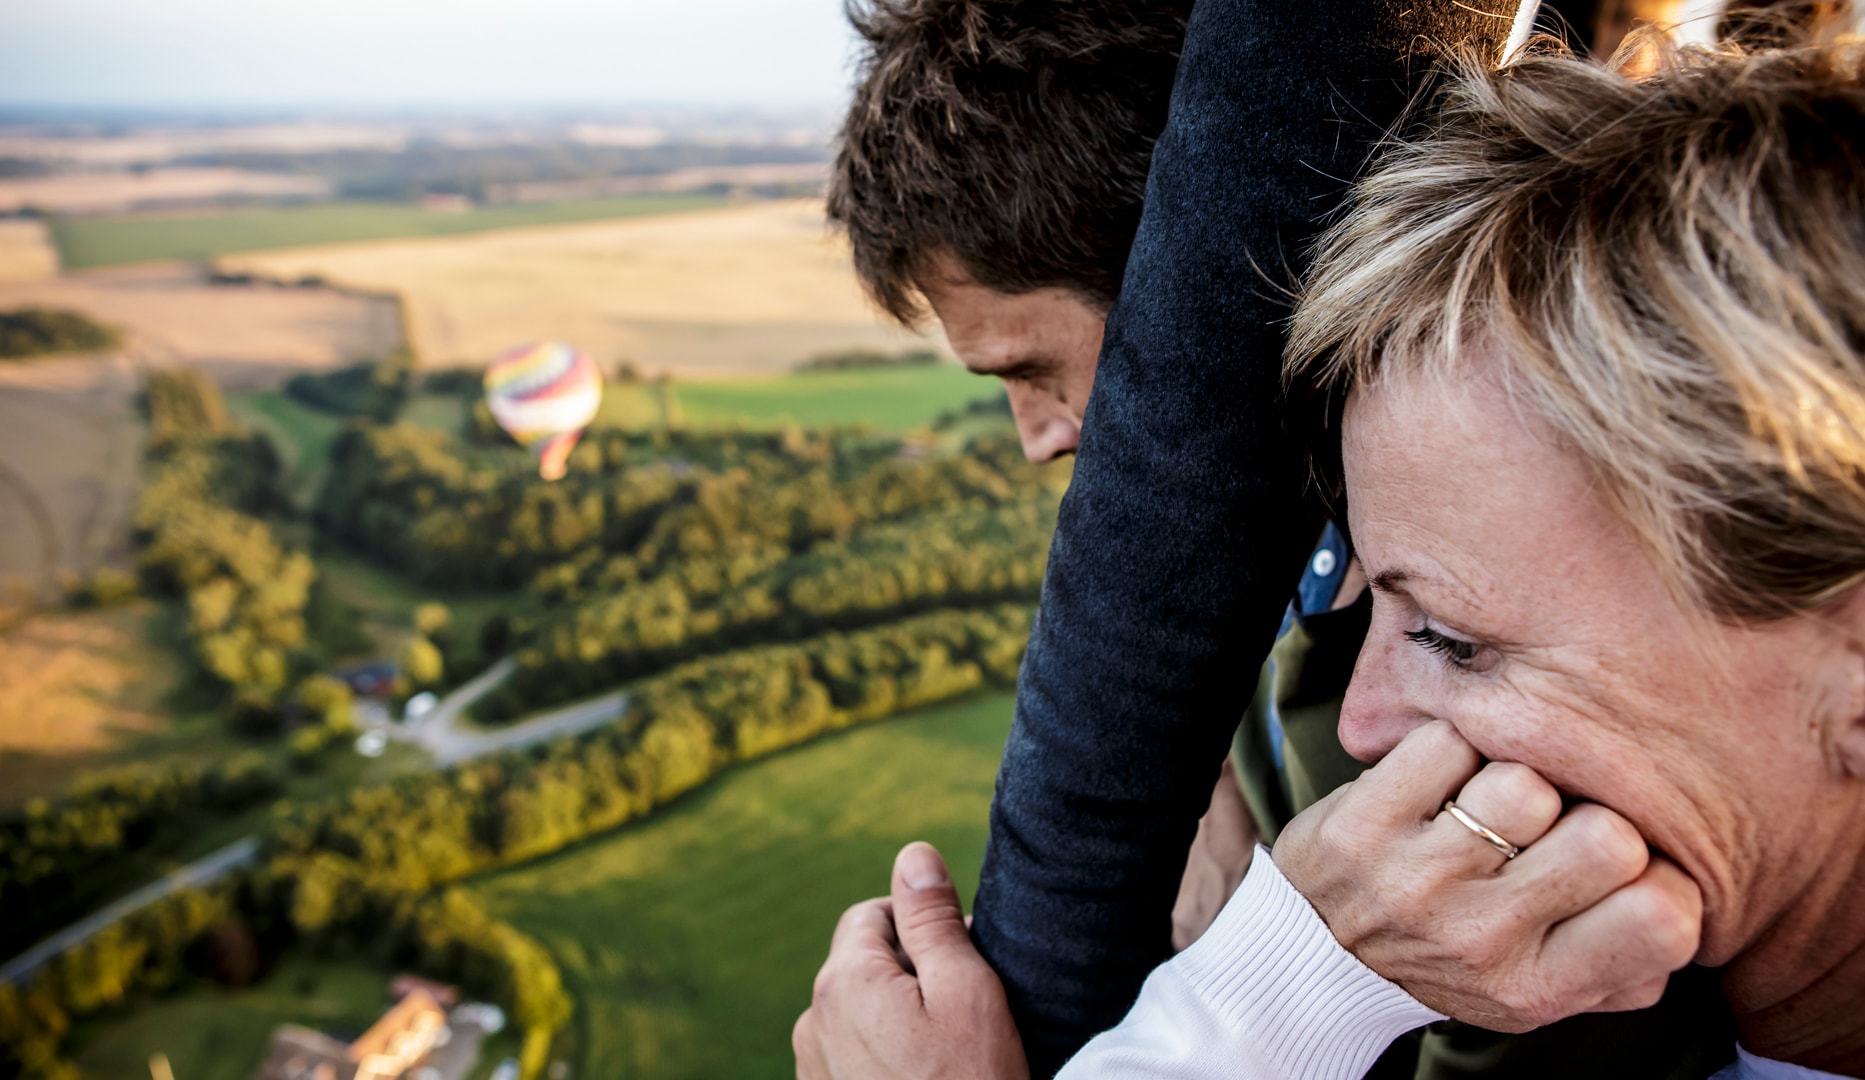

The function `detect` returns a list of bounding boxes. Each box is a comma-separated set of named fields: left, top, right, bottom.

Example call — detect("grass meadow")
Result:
left=471, top=691, right=1016, bottom=1080
left=48, top=195, right=727, bottom=271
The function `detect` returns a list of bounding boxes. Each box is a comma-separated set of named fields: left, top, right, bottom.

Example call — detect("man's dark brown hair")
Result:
left=828, top=0, right=1194, bottom=324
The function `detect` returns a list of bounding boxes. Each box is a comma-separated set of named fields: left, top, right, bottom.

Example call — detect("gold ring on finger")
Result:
left=1442, top=799, right=1523, bottom=860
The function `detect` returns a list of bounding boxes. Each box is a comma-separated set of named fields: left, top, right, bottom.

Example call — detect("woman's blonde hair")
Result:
left=1286, top=39, right=1865, bottom=620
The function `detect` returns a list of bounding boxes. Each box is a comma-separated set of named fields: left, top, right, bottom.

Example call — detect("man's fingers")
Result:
left=829, top=897, right=898, bottom=959
left=793, top=1009, right=829, bottom=1080
left=1353, top=720, right=1483, bottom=826
left=1539, top=855, right=1702, bottom=1008
left=890, top=842, right=981, bottom=1000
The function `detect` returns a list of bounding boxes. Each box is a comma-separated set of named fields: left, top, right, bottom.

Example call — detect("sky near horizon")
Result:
left=0, top=0, right=860, bottom=110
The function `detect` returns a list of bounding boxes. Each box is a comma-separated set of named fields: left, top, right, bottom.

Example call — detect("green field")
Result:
left=225, top=391, right=347, bottom=503
left=471, top=691, right=1015, bottom=1080
left=69, top=956, right=394, bottom=1080
left=673, top=365, right=999, bottom=432
left=50, top=195, right=728, bottom=270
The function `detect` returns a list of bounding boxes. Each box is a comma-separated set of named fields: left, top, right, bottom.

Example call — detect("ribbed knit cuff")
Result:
left=1172, top=845, right=1444, bottom=1079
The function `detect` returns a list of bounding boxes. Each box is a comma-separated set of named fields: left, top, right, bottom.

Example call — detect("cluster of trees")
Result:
left=141, top=367, right=233, bottom=449
left=494, top=499, right=1055, bottom=716
left=0, top=755, right=284, bottom=955
left=282, top=349, right=416, bottom=422
left=135, top=435, right=317, bottom=718
left=317, top=419, right=1060, bottom=592
left=135, top=369, right=355, bottom=731
left=0, top=308, right=119, bottom=361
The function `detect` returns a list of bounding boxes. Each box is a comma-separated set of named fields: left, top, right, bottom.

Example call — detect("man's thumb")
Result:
left=891, top=842, right=975, bottom=982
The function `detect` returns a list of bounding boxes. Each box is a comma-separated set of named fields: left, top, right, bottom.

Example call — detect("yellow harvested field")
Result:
left=0, top=220, right=58, bottom=283
left=220, top=199, right=949, bottom=376
left=0, top=604, right=176, bottom=807
left=0, top=263, right=402, bottom=380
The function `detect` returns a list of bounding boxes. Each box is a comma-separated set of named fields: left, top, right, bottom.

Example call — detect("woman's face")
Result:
left=1338, top=366, right=1862, bottom=967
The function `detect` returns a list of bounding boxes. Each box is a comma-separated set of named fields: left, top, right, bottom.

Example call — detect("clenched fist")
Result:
left=795, top=843, right=1029, bottom=1080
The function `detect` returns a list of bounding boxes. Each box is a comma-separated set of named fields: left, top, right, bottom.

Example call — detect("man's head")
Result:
left=829, top=0, right=1192, bottom=460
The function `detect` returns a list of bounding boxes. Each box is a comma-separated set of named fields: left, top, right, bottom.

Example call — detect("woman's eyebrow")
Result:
left=1368, top=568, right=1415, bottom=595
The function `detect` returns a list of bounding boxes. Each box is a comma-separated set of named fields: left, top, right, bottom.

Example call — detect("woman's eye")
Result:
left=1403, top=626, right=1487, bottom=670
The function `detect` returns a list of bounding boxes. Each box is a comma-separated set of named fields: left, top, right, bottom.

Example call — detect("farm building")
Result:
left=254, top=982, right=497, bottom=1080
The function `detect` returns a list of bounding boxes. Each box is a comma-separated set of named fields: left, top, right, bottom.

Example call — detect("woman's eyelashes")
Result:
left=1403, top=624, right=1496, bottom=672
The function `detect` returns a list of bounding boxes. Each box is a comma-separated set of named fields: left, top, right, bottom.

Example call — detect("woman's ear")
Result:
left=1826, top=585, right=1865, bottom=782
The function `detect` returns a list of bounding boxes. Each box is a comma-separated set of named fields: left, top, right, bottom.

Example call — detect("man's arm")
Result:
left=969, top=3, right=1514, bottom=1073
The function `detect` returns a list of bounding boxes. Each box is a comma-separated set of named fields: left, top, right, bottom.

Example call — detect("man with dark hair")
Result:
left=828, top=0, right=1192, bottom=464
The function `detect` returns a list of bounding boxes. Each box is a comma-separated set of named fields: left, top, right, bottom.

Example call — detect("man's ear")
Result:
left=1826, top=584, right=1865, bottom=782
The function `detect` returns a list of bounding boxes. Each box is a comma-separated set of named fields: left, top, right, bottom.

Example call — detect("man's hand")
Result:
left=795, top=842, right=1029, bottom=1080
left=1171, top=757, right=1257, bottom=950
left=1273, top=721, right=1704, bottom=1032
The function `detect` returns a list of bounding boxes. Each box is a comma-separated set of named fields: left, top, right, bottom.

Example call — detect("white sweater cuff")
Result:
left=1059, top=845, right=1443, bottom=1079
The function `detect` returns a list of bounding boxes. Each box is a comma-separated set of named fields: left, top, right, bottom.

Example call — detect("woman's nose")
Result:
left=1336, top=638, right=1432, bottom=763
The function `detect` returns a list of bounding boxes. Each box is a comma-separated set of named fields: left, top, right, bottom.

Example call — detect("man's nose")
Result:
left=1018, top=418, right=1079, bottom=463
left=1006, top=389, right=1080, bottom=462
left=1336, top=636, right=1432, bottom=763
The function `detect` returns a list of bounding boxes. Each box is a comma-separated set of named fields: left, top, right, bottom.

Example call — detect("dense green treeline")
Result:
left=496, top=500, right=1055, bottom=716
left=282, top=350, right=416, bottom=423
left=0, top=756, right=283, bottom=957
left=317, top=417, right=1060, bottom=593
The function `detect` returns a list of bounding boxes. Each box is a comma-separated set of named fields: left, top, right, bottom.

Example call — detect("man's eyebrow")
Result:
left=1368, top=568, right=1414, bottom=595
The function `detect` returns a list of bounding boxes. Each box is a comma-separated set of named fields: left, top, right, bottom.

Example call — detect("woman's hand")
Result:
left=795, top=842, right=1029, bottom=1080
left=1273, top=720, right=1704, bottom=1032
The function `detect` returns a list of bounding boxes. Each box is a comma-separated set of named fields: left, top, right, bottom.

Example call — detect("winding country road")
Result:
left=0, top=836, right=261, bottom=984
left=1, top=660, right=628, bottom=984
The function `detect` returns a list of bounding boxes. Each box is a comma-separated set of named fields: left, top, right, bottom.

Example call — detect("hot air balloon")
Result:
left=483, top=342, right=604, bottom=481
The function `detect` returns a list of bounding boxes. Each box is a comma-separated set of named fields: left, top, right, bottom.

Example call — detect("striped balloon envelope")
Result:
left=483, top=342, right=604, bottom=481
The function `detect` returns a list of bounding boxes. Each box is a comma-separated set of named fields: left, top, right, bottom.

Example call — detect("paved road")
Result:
left=0, top=835, right=261, bottom=984
left=360, top=656, right=628, bottom=765
left=425, top=688, right=628, bottom=766
left=2, top=661, right=630, bottom=984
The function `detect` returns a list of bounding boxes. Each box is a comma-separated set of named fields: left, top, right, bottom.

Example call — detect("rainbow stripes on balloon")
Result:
left=483, top=341, right=604, bottom=481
